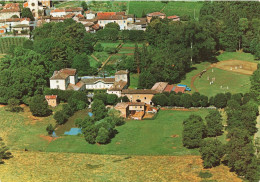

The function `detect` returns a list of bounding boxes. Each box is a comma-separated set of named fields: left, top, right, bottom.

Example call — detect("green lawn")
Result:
left=128, top=1, right=203, bottom=18
left=194, top=68, right=251, bottom=97
left=99, top=42, right=121, bottom=49
left=217, top=52, right=258, bottom=63
left=54, top=1, right=82, bottom=8
left=46, top=110, right=212, bottom=155
left=93, top=51, right=109, bottom=63
left=129, top=73, right=139, bottom=89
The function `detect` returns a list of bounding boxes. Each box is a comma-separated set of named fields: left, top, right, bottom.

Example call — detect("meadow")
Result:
left=217, top=51, right=258, bottom=63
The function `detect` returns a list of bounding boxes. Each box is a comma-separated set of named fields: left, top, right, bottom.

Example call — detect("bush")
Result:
left=106, top=94, right=118, bottom=105
left=96, top=127, right=110, bottom=144
left=46, top=124, right=55, bottom=135
left=6, top=98, right=23, bottom=112
left=54, top=111, right=67, bottom=125
left=198, top=171, right=213, bottom=179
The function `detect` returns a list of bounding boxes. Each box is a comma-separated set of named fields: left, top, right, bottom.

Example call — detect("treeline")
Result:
left=200, top=2, right=260, bottom=59
left=151, top=91, right=255, bottom=109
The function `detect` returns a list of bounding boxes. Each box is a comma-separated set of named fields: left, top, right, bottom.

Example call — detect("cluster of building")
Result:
left=0, top=0, right=180, bottom=35
left=49, top=68, right=189, bottom=120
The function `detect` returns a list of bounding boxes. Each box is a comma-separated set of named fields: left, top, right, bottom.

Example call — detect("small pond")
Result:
left=54, top=109, right=92, bottom=136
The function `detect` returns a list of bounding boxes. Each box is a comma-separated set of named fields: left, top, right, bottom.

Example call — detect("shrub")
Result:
left=54, top=111, right=67, bottom=125
left=96, top=127, right=110, bottom=144
left=46, top=124, right=55, bottom=135
left=29, top=95, right=52, bottom=117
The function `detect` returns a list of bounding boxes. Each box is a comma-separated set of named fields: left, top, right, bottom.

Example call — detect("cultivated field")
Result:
left=0, top=37, right=27, bottom=54
left=0, top=151, right=241, bottom=182
left=128, top=1, right=203, bottom=18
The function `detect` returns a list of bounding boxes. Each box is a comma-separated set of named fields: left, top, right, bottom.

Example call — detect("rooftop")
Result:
left=45, top=95, right=57, bottom=99
left=173, top=86, right=186, bottom=93
left=108, top=80, right=127, bottom=91
left=151, top=82, right=168, bottom=93
left=115, top=102, right=129, bottom=109
left=147, top=12, right=166, bottom=17
left=81, top=77, right=115, bottom=84
left=50, top=68, right=77, bottom=80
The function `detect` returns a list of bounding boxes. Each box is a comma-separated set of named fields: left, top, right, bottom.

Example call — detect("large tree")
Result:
left=91, top=99, right=107, bottom=121
left=205, top=110, right=223, bottom=137
left=29, top=95, right=51, bottom=117
left=182, top=114, right=206, bottom=148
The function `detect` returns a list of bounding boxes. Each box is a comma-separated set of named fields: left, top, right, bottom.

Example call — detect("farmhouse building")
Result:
left=0, top=3, right=20, bottom=19
left=45, top=95, right=58, bottom=107
left=151, top=82, right=187, bottom=93
left=0, top=18, right=30, bottom=33
left=146, top=12, right=166, bottom=23
left=50, top=68, right=85, bottom=91
left=114, top=102, right=146, bottom=120
left=121, top=89, right=158, bottom=105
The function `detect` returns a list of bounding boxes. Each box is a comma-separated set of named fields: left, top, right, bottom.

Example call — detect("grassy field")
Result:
left=93, top=51, right=109, bottom=63
left=217, top=51, right=258, bottom=63
left=128, top=1, right=203, bottom=18
left=0, top=105, right=58, bottom=151
left=194, top=68, right=251, bottom=97
left=129, top=73, right=139, bottom=89
left=0, top=151, right=241, bottom=182
left=0, top=37, right=27, bottom=54
left=54, top=1, right=82, bottom=8
left=88, top=55, right=99, bottom=68
left=46, top=110, right=213, bottom=155
left=99, top=42, right=121, bottom=49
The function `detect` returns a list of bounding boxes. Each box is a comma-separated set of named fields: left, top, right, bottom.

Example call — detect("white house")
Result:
left=0, top=18, right=30, bottom=33
left=50, top=9, right=66, bottom=17
left=82, top=77, right=115, bottom=90
left=106, top=70, right=129, bottom=97
left=50, top=68, right=80, bottom=90
left=97, top=12, right=128, bottom=30
left=85, top=10, right=96, bottom=20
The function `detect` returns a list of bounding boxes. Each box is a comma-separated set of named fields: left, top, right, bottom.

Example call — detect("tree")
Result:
left=91, top=99, right=107, bottom=121
left=0, top=137, right=12, bottom=164
left=46, top=124, right=54, bottom=135
left=180, top=94, right=192, bottom=108
left=21, top=8, right=34, bottom=21
left=225, top=128, right=259, bottom=181
left=11, top=15, right=19, bottom=18
left=93, top=93, right=107, bottom=103
left=104, top=22, right=120, bottom=31
left=106, top=94, right=118, bottom=105
left=96, top=127, right=110, bottom=144
left=71, top=54, right=92, bottom=76
left=6, top=98, right=22, bottom=112
left=205, top=110, right=223, bottom=137
left=152, top=94, right=168, bottom=106
left=214, top=93, right=227, bottom=108
left=29, top=95, right=51, bottom=117
left=183, top=114, right=206, bottom=148
left=250, top=65, right=260, bottom=103
left=81, top=1, right=88, bottom=11
left=94, top=43, right=104, bottom=52
left=200, top=95, right=208, bottom=107
left=54, top=111, right=67, bottom=125
left=80, top=116, right=98, bottom=144
left=191, top=92, right=201, bottom=107
left=200, top=138, right=224, bottom=168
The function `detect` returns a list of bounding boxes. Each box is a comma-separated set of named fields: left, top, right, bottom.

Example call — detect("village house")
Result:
left=45, top=95, right=58, bottom=107
left=85, top=10, right=96, bottom=20
left=0, top=18, right=30, bottom=33
left=97, top=12, right=128, bottom=30
left=114, top=102, right=146, bottom=120
left=127, top=18, right=147, bottom=31
left=106, top=70, right=129, bottom=97
left=121, top=89, right=158, bottom=105
left=49, top=68, right=85, bottom=91
left=0, top=3, right=20, bottom=19
left=167, top=15, right=180, bottom=21
left=146, top=12, right=166, bottom=23
left=50, top=7, right=83, bottom=17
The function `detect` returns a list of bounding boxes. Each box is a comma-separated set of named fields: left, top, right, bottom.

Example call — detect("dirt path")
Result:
left=91, top=54, right=101, bottom=63
left=99, top=42, right=124, bottom=71
left=190, top=65, right=212, bottom=92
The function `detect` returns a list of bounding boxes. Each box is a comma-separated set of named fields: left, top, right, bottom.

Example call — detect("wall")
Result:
left=50, top=78, right=69, bottom=90
left=129, top=105, right=144, bottom=111
left=85, top=82, right=113, bottom=90
left=98, top=19, right=128, bottom=30
left=123, top=93, right=154, bottom=105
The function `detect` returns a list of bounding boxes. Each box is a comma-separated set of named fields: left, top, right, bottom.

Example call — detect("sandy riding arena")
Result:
left=212, top=60, right=257, bottom=75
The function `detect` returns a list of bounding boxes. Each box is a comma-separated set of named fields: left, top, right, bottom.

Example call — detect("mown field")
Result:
left=217, top=51, right=258, bottom=63
left=194, top=68, right=251, bottom=97
left=128, top=1, right=203, bottom=18
left=0, top=37, right=27, bottom=54
left=0, top=151, right=241, bottom=182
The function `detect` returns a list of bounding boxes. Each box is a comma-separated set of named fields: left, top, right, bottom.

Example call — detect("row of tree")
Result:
left=151, top=91, right=254, bottom=109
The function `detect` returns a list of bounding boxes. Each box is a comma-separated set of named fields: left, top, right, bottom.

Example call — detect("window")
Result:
left=123, top=21, right=125, bottom=23
left=57, top=85, right=59, bottom=89
left=56, top=80, right=59, bottom=83
left=140, top=106, right=142, bottom=108
left=144, top=97, right=146, bottom=100
left=135, top=106, right=137, bottom=109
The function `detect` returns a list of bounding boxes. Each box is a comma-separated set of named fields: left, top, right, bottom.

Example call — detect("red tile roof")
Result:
left=164, top=84, right=174, bottom=93
left=173, top=86, right=185, bottom=93
left=97, top=12, right=116, bottom=19
left=167, top=15, right=179, bottom=19
left=65, top=7, right=83, bottom=12
left=45, top=95, right=57, bottom=99
left=116, top=12, right=125, bottom=16
left=50, top=68, right=77, bottom=80
left=147, top=12, right=166, bottom=17
left=122, top=89, right=158, bottom=95
left=0, top=18, right=30, bottom=23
